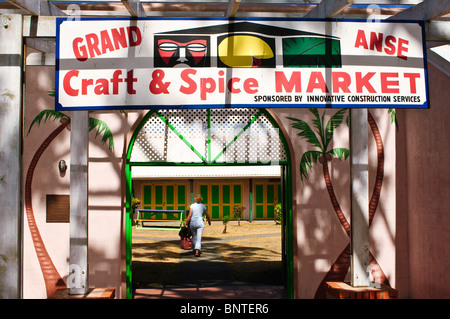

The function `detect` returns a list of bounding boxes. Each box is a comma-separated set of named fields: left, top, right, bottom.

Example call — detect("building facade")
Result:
left=0, top=1, right=449, bottom=299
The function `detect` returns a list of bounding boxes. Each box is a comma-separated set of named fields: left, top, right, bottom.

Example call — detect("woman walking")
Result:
left=185, top=194, right=211, bottom=257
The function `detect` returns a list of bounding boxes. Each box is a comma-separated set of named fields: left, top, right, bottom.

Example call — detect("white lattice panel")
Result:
left=129, top=108, right=287, bottom=164
left=161, top=109, right=208, bottom=163
left=130, top=112, right=166, bottom=162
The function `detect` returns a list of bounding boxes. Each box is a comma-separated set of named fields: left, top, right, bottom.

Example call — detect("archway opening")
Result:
left=125, top=108, right=293, bottom=299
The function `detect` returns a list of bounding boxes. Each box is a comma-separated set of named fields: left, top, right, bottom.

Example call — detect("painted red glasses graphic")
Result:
left=157, top=39, right=208, bottom=67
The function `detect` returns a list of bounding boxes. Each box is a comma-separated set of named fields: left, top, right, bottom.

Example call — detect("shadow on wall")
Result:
left=278, top=108, right=396, bottom=298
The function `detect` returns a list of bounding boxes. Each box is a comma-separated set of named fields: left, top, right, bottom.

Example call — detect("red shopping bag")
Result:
left=180, top=237, right=192, bottom=250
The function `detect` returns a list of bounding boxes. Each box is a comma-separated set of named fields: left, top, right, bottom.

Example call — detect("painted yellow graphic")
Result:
left=218, top=35, right=274, bottom=67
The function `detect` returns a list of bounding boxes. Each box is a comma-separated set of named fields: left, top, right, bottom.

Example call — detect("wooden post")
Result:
left=350, top=108, right=370, bottom=287
left=69, top=111, right=89, bottom=295
left=249, top=179, right=253, bottom=222
left=0, top=13, right=23, bottom=299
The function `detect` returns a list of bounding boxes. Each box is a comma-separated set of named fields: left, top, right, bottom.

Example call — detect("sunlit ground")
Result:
left=132, top=222, right=282, bottom=288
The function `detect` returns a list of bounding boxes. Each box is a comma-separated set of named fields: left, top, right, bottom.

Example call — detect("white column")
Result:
left=0, top=13, right=23, bottom=299
left=350, top=108, right=370, bottom=287
left=69, top=111, right=89, bottom=294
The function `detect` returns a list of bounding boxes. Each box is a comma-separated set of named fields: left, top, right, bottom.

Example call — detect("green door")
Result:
left=199, top=183, right=242, bottom=221
left=222, top=184, right=231, bottom=219
left=211, top=184, right=221, bottom=220
left=255, top=184, right=264, bottom=219
left=155, top=185, right=164, bottom=219
left=254, top=182, right=281, bottom=220
left=141, top=183, right=187, bottom=220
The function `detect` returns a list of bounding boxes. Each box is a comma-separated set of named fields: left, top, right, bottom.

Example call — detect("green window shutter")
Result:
left=143, top=185, right=152, bottom=205
left=200, top=185, right=208, bottom=204
left=278, top=184, right=281, bottom=203
left=155, top=185, right=164, bottom=218
left=256, top=184, right=264, bottom=204
left=233, top=184, right=241, bottom=204
left=166, top=185, right=175, bottom=218
left=267, top=184, right=274, bottom=204
left=178, top=184, right=186, bottom=215
left=222, top=185, right=230, bottom=204
left=155, top=185, right=163, bottom=205
left=211, top=184, right=220, bottom=220
left=166, top=185, right=174, bottom=205
left=212, top=185, right=220, bottom=204
left=142, top=210, right=152, bottom=219
left=267, top=205, right=275, bottom=219
left=142, top=185, right=152, bottom=218
left=223, top=205, right=230, bottom=218
left=212, top=206, right=220, bottom=219
left=178, top=185, right=186, bottom=205
left=256, top=205, right=264, bottom=219
left=177, top=206, right=186, bottom=212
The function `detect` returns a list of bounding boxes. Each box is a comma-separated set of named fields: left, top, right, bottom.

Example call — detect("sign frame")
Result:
left=55, top=17, right=430, bottom=111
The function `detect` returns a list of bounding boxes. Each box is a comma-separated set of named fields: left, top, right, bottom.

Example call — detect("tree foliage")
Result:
left=287, top=108, right=349, bottom=182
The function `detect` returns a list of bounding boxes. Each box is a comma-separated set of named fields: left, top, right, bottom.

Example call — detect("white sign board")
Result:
left=55, top=18, right=429, bottom=110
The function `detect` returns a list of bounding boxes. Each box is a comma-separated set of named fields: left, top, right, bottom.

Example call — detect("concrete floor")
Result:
left=133, top=225, right=287, bottom=299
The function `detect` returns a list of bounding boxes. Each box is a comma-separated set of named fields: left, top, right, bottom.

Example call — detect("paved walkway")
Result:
left=133, top=231, right=286, bottom=299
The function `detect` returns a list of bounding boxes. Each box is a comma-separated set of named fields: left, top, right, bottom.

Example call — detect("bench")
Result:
left=134, top=209, right=186, bottom=230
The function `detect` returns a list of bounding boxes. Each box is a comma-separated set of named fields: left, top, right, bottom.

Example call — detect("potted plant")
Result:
left=131, top=197, right=141, bottom=224
left=274, top=203, right=282, bottom=225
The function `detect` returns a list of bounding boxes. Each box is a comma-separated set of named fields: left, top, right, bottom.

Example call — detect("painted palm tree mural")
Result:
left=26, top=107, right=115, bottom=297
left=288, top=108, right=396, bottom=299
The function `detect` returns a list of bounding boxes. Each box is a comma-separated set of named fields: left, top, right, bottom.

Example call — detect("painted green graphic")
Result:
left=283, top=37, right=342, bottom=68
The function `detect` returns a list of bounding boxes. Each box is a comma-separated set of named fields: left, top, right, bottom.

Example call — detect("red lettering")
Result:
left=62, top=69, right=139, bottom=97
left=100, top=30, right=115, bottom=54
left=380, top=72, right=399, bottom=93
left=125, top=70, right=137, bottom=94
left=85, top=33, right=101, bottom=58
left=244, top=78, right=258, bottom=94
left=354, top=30, right=368, bottom=50
left=397, top=38, right=409, bottom=60
left=111, top=27, right=128, bottom=50
left=384, top=36, right=396, bottom=56
left=81, top=78, right=94, bottom=95
left=127, top=26, right=142, bottom=47
left=228, top=78, right=241, bottom=93
left=370, top=32, right=383, bottom=52
left=404, top=73, right=420, bottom=93
left=275, top=71, right=301, bottom=93
left=355, top=29, right=409, bottom=60
left=201, top=78, right=216, bottom=100
left=73, top=38, right=88, bottom=62
left=111, top=70, right=123, bottom=95
left=218, top=70, right=225, bottom=93
left=356, top=72, right=376, bottom=93
left=63, top=70, right=79, bottom=96
left=179, top=69, right=259, bottom=100
left=332, top=72, right=351, bottom=93
left=307, top=72, right=329, bottom=93
left=94, top=78, right=109, bottom=95
left=72, top=27, right=143, bottom=61
left=180, top=69, right=197, bottom=94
